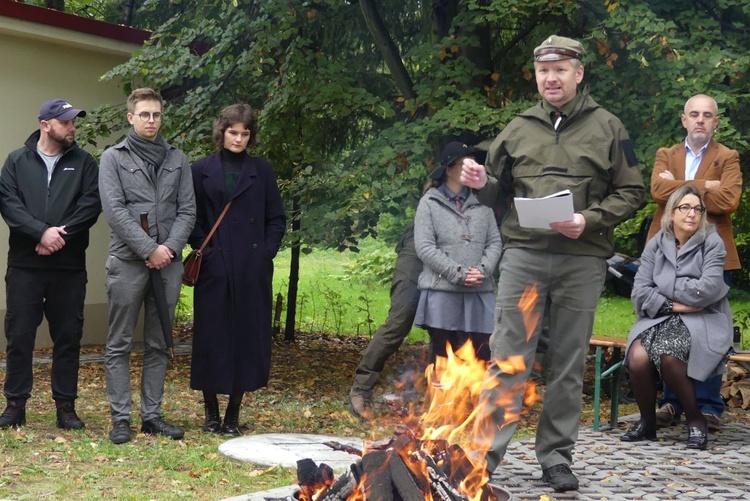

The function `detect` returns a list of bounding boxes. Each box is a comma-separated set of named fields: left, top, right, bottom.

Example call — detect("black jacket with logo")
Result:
left=0, top=130, right=101, bottom=269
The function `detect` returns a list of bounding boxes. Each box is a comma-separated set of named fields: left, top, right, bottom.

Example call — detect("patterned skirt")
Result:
left=636, top=315, right=691, bottom=378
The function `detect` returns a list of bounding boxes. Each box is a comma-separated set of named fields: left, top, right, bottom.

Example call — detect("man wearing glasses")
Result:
left=0, top=99, right=100, bottom=430
left=99, top=88, right=195, bottom=444
left=647, top=94, right=742, bottom=434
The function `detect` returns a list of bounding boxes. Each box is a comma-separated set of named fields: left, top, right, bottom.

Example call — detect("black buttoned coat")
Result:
left=188, top=151, right=286, bottom=393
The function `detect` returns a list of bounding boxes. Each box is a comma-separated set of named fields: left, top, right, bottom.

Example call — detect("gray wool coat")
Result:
left=414, top=187, right=502, bottom=293
left=625, top=226, right=732, bottom=381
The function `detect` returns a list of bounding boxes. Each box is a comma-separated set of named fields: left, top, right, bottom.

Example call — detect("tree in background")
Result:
left=71, top=0, right=750, bottom=335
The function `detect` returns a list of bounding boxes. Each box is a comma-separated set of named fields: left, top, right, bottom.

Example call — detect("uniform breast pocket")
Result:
left=515, top=167, right=598, bottom=212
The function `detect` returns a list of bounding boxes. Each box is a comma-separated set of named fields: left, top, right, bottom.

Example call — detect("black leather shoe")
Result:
left=109, top=420, right=132, bottom=444
left=621, top=422, right=657, bottom=442
left=687, top=426, right=708, bottom=450
left=0, top=400, right=26, bottom=429
left=541, top=463, right=579, bottom=491
left=56, top=400, right=85, bottom=430
left=142, top=417, right=184, bottom=440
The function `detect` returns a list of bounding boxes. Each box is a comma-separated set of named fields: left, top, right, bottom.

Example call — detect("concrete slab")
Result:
left=219, top=433, right=363, bottom=473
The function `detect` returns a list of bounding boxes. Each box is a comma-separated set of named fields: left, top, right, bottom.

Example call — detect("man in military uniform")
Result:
left=461, top=35, right=645, bottom=491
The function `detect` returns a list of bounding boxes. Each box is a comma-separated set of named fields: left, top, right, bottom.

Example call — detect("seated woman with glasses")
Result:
left=621, top=185, right=732, bottom=450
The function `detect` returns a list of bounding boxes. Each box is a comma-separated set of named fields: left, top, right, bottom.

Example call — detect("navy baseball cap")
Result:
left=38, top=99, right=86, bottom=121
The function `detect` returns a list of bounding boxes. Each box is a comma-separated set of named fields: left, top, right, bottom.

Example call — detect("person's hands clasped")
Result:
left=146, top=244, right=174, bottom=270
left=549, top=213, right=586, bottom=239
left=459, top=158, right=488, bottom=190
left=672, top=301, right=703, bottom=313
left=463, top=267, right=485, bottom=288
left=37, top=226, right=67, bottom=255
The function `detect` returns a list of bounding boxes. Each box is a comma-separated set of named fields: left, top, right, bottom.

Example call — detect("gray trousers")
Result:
left=104, top=257, right=182, bottom=422
left=351, top=262, right=421, bottom=397
left=472, top=248, right=606, bottom=472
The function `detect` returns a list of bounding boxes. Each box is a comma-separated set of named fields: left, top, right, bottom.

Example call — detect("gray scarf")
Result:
left=127, top=128, right=168, bottom=174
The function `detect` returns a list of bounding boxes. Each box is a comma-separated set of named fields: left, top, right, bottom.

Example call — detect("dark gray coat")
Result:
left=626, top=227, right=732, bottom=380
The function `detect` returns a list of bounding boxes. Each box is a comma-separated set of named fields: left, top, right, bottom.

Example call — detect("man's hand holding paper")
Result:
left=549, top=213, right=586, bottom=239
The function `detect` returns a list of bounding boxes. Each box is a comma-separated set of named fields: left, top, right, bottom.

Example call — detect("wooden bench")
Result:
left=591, top=335, right=750, bottom=431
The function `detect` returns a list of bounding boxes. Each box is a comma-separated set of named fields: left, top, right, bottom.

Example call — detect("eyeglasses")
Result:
left=135, top=112, right=162, bottom=122
left=675, top=204, right=705, bottom=215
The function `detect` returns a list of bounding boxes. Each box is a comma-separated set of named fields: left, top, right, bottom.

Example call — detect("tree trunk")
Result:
left=284, top=196, right=301, bottom=342
left=358, top=0, right=417, bottom=101
left=432, top=0, right=459, bottom=42
left=45, top=0, right=65, bottom=11
left=123, top=0, right=137, bottom=26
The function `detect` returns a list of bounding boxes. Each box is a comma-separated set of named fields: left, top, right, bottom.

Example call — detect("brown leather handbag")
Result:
left=182, top=201, right=232, bottom=286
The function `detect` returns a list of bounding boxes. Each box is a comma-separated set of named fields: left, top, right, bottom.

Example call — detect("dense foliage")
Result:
left=73, top=0, right=750, bottom=284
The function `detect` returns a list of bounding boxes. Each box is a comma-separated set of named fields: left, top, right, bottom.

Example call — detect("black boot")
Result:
left=202, top=400, right=221, bottom=433
left=55, top=400, right=85, bottom=430
left=220, top=403, right=241, bottom=436
left=0, top=400, right=26, bottom=429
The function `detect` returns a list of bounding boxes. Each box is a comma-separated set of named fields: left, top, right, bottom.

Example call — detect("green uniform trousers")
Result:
left=473, top=248, right=606, bottom=473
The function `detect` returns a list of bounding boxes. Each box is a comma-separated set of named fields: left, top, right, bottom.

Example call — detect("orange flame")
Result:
left=336, top=284, right=542, bottom=501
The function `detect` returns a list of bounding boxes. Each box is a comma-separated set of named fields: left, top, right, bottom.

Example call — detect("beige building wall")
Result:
left=0, top=12, right=147, bottom=350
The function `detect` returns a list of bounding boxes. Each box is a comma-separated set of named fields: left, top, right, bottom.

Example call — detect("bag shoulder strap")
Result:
left=197, top=200, right=233, bottom=252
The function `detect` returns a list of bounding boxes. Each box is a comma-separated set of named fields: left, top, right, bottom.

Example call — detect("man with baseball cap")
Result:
left=0, top=99, right=100, bottom=429
left=462, top=35, right=644, bottom=490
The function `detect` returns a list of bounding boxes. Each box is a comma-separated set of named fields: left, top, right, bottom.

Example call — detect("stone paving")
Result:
left=492, top=408, right=750, bottom=500
left=225, top=409, right=750, bottom=501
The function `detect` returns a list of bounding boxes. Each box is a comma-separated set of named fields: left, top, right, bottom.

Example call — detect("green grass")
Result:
left=271, top=240, right=428, bottom=342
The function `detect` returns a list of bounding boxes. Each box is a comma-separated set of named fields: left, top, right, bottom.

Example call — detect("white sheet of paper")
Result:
left=513, top=189, right=574, bottom=228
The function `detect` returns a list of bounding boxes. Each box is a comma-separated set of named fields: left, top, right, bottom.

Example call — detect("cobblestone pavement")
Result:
left=492, top=408, right=750, bottom=500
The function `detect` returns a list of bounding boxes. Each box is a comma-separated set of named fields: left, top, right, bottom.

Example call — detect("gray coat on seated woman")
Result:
left=625, top=225, right=731, bottom=381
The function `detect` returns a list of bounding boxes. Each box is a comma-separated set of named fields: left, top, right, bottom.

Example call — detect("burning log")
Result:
left=264, top=437, right=510, bottom=501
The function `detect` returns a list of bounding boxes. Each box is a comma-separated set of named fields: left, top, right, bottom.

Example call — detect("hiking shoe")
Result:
left=56, top=400, right=85, bottom=430
left=655, top=403, right=680, bottom=428
left=542, top=463, right=579, bottom=492
left=141, top=417, right=184, bottom=440
left=109, top=420, right=132, bottom=444
left=703, top=412, right=721, bottom=432
left=348, top=392, right=374, bottom=421
left=0, top=400, right=26, bottom=429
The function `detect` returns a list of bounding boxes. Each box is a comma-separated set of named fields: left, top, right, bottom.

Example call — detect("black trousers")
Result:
left=4, top=267, right=87, bottom=402
left=428, top=327, right=491, bottom=363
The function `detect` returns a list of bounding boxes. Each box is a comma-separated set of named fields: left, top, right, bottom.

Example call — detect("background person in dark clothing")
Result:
left=189, top=104, right=286, bottom=435
left=348, top=223, right=422, bottom=420
left=0, top=99, right=100, bottom=429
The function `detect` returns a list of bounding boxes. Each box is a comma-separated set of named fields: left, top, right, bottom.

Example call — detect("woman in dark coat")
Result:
left=189, top=104, right=286, bottom=434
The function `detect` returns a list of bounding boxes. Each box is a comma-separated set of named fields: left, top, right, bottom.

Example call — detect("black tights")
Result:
left=626, top=339, right=706, bottom=430
left=203, top=390, right=244, bottom=407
